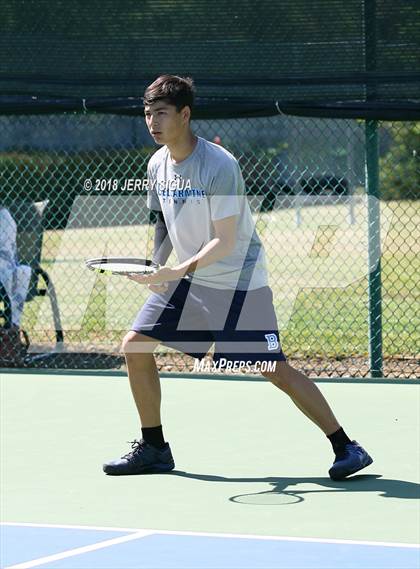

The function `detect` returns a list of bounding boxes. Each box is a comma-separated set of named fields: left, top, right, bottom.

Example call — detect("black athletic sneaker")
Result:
left=329, top=441, right=373, bottom=481
left=103, top=439, right=175, bottom=475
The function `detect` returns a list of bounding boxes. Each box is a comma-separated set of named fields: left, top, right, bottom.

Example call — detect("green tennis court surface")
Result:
left=1, top=373, right=419, bottom=568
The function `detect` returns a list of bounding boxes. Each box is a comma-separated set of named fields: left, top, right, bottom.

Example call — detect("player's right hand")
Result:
left=148, top=282, right=169, bottom=293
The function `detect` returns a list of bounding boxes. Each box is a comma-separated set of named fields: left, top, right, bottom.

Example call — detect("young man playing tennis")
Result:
left=103, top=75, right=373, bottom=480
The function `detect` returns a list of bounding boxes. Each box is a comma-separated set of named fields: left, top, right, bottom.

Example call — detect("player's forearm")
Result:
left=173, top=237, right=234, bottom=277
left=152, top=211, right=173, bottom=266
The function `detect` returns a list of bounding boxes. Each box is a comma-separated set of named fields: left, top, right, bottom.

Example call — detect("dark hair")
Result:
left=143, top=75, right=195, bottom=112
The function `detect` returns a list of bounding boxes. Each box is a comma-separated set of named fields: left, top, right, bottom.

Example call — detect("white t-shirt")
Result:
left=147, top=136, right=268, bottom=290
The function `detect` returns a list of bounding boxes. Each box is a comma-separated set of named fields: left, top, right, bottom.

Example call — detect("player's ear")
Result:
left=181, top=105, right=191, bottom=123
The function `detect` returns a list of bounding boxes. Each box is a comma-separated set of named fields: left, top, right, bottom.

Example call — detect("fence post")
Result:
left=364, top=0, right=383, bottom=378
left=365, top=121, right=383, bottom=378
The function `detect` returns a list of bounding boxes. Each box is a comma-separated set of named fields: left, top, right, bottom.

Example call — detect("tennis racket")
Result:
left=85, top=257, right=159, bottom=276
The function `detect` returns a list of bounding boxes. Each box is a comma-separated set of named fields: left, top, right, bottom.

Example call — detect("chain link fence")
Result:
left=0, top=113, right=418, bottom=377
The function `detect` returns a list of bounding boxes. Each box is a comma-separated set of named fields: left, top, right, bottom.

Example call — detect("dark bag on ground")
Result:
left=0, top=326, right=30, bottom=366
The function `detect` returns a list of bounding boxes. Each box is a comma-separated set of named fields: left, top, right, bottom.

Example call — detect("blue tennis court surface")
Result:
left=1, top=523, right=419, bottom=569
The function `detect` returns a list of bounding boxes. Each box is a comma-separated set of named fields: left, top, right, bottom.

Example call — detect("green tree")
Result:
left=380, top=122, right=420, bottom=200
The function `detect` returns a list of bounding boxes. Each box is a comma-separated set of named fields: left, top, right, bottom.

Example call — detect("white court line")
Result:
left=2, top=521, right=419, bottom=549
left=3, top=530, right=152, bottom=569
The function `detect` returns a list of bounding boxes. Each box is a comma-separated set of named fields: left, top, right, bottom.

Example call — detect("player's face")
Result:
left=144, top=102, right=188, bottom=145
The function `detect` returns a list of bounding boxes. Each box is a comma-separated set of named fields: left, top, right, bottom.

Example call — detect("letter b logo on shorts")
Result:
left=265, top=333, right=279, bottom=351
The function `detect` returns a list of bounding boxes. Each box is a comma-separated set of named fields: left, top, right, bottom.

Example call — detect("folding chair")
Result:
left=0, top=200, right=63, bottom=345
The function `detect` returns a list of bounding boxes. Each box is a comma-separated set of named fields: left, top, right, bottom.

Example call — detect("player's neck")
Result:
left=167, top=131, right=197, bottom=164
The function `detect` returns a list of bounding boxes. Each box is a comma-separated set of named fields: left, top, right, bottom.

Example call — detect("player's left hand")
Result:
left=148, top=283, right=169, bottom=293
left=126, top=266, right=183, bottom=285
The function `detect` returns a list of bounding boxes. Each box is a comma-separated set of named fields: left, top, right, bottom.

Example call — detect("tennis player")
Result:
left=103, top=75, right=373, bottom=480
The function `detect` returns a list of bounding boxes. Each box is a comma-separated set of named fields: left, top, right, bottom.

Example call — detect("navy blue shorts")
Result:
left=131, top=279, right=287, bottom=365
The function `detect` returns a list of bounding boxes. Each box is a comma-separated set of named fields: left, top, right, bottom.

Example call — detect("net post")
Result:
left=348, top=194, right=356, bottom=225
left=294, top=194, right=304, bottom=228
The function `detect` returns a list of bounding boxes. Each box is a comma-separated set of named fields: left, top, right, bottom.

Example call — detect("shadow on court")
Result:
left=170, top=472, right=420, bottom=505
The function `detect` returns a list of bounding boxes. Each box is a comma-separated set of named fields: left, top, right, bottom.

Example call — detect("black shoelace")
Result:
left=122, top=439, right=146, bottom=459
